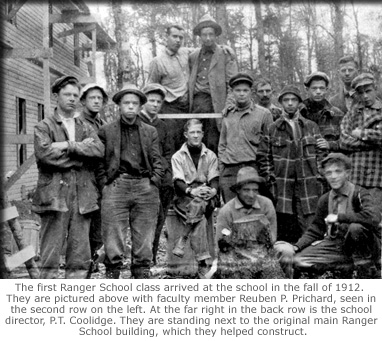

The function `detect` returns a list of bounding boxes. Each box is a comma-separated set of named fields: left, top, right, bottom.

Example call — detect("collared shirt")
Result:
left=58, top=112, right=80, bottom=141
left=219, top=100, right=273, bottom=166
left=195, top=44, right=216, bottom=94
left=81, top=111, right=104, bottom=132
left=172, top=142, right=219, bottom=186
left=328, top=181, right=354, bottom=215
left=340, top=99, right=382, bottom=188
left=281, top=110, right=302, bottom=142
left=343, top=87, right=355, bottom=112
left=147, top=47, right=190, bottom=103
left=216, top=195, right=277, bottom=243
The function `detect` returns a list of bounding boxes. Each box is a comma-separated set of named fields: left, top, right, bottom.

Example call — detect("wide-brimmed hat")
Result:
left=321, top=153, right=352, bottom=169
left=229, top=72, right=254, bottom=88
left=193, top=14, right=222, bottom=36
left=304, top=71, right=330, bottom=87
left=278, top=84, right=303, bottom=103
left=351, top=73, right=375, bottom=90
left=230, top=167, right=265, bottom=192
left=80, top=83, right=108, bottom=102
left=112, top=84, right=147, bottom=105
left=51, top=75, right=79, bottom=94
left=141, top=83, right=167, bottom=99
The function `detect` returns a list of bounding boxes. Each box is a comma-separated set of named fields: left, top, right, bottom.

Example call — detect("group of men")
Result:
left=32, top=15, right=381, bottom=279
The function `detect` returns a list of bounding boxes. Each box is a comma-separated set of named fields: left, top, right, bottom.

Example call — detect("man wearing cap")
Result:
left=257, top=84, right=324, bottom=243
left=171, top=119, right=219, bottom=278
left=215, top=167, right=282, bottom=279
left=189, top=14, right=238, bottom=154
left=274, top=153, right=381, bottom=278
left=254, top=78, right=282, bottom=121
left=301, top=71, right=344, bottom=153
left=33, top=76, right=104, bottom=279
left=218, top=72, right=273, bottom=203
left=98, top=84, right=163, bottom=279
left=340, top=73, right=382, bottom=211
left=139, top=83, right=173, bottom=265
left=79, top=83, right=109, bottom=275
left=329, top=56, right=359, bottom=114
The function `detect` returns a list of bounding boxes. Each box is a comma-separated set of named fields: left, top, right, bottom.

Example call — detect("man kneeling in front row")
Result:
left=275, top=153, right=381, bottom=279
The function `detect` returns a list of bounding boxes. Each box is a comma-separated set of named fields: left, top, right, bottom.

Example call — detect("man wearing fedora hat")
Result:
left=258, top=84, right=324, bottom=244
left=139, top=83, right=174, bottom=265
left=215, top=167, right=282, bottom=278
left=98, top=84, right=163, bottom=279
left=33, top=75, right=105, bottom=279
left=274, top=153, right=381, bottom=278
left=218, top=72, right=273, bottom=203
left=189, top=14, right=238, bottom=154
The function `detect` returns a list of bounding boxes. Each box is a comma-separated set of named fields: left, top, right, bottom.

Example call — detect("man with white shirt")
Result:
left=33, top=76, right=104, bottom=279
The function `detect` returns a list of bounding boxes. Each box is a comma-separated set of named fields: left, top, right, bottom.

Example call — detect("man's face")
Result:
left=184, top=123, right=204, bottom=147
left=233, top=82, right=252, bottom=105
left=338, top=62, right=358, bottom=87
left=167, top=28, right=184, bottom=53
left=307, top=80, right=328, bottom=102
left=200, top=27, right=217, bottom=48
left=82, top=88, right=104, bottom=115
left=119, top=93, right=141, bottom=123
left=357, top=84, right=377, bottom=108
left=281, top=94, right=300, bottom=115
left=256, top=83, right=272, bottom=107
left=324, top=163, right=350, bottom=191
left=55, top=84, right=80, bottom=114
left=237, top=182, right=259, bottom=207
left=144, top=93, right=163, bottom=117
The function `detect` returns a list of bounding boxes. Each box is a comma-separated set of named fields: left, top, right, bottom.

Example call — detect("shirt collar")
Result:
left=165, top=47, right=178, bottom=57
left=180, top=142, right=208, bottom=156
left=331, top=180, right=352, bottom=198
left=234, top=196, right=261, bottom=210
left=139, top=109, right=157, bottom=123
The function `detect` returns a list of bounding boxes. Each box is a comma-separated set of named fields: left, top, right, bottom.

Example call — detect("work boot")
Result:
left=173, top=236, right=188, bottom=258
left=105, top=268, right=120, bottom=279
left=132, top=267, right=151, bottom=279
left=197, top=260, right=211, bottom=279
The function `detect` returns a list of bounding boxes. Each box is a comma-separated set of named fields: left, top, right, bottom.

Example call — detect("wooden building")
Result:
left=1, top=0, right=115, bottom=201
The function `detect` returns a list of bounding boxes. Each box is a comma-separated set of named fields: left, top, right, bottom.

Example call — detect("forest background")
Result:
left=87, top=0, right=382, bottom=115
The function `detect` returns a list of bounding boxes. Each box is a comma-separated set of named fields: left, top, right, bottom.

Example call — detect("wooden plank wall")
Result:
left=1, top=2, right=93, bottom=201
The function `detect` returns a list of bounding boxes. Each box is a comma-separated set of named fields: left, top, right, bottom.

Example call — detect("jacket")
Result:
left=97, top=117, right=163, bottom=188
left=32, top=110, right=104, bottom=214
left=295, top=185, right=381, bottom=251
left=257, top=112, right=324, bottom=215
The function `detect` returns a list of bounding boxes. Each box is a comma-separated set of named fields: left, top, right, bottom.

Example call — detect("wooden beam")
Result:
left=6, top=0, right=28, bottom=21
left=4, top=154, right=36, bottom=192
left=0, top=47, right=52, bottom=59
left=49, top=12, right=102, bottom=24
left=92, top=27, right=97, bottom=79
left=43, top=2, right=51, bottom=116
left=0, top=206, right=19, bottom=223
left=158, top=113, right=222, bottom=119
left=57, top=23, right=96, bottom=38
left=4, top=134, right=34, bottom=144
left=74, top=43, right=92, bottom=51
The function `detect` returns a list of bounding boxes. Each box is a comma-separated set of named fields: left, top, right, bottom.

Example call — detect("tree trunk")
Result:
left=351, top=1, right=363, bottom=70
left=216, top=2, right=228, bottom=45
left=254, top=1, right=266, bottom=75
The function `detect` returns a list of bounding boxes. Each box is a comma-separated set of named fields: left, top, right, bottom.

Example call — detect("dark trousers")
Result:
left=89, top=208, right=103, bottom=256
left=191, top=92, right=220, bottom=155
left=101, top=177, right=159, bottom=275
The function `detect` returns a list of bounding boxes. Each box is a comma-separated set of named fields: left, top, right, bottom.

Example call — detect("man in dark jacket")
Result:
left=274, top=153, right=381, bottom=279
left=139, top=83, right=174, bottom=265
left=98, top=84, right=163, bottom=279
left=33, top=76, right=105, bottom=279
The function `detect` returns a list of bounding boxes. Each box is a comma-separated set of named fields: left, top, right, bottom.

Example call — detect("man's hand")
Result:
left=51, top=141, right=69, bottom=152
left=82, top=137, right=95, bottom=145
left=351, top=128, right=362, bottom=139
left=325, top=213, right=338, bottom=224
left=316, top=137, right=329, bottom=150
left=190, top=185, right=214, bottom=200
left=201, top=187, right=217, bottom=201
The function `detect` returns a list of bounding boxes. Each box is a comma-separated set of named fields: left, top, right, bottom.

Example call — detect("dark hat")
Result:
left=230, top=167, right=265, bottom=192
left=229, top=73, right=254, bottom=88
left=112, top=84, right=147, bottom=105
left=304, top=71, right=330, bottom=87
left=80, top=83, right=108, bottom=102
left=141, top=83, right=167, bottom=99
left=351, top=73, right=375, bottom=90
left=278, top=84, right=303, bottom=103
left=193, top=14, right=222, bottom=36
left=51, top=75, right=79, bottom=94
left=321, top=153, right=352, bottom=169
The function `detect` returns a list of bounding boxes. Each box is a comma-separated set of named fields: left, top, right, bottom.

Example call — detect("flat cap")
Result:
left=278, top=84, right=303, bottom=103
left=321, top=153, right=352, bottom=169
left=304, top=71, right=330, bottom=87
left=141, top=83, right=167, bottom=99
left=351, top=73, right=375, bottom=90
left=80, top=83, right=108, bottom=102
left=229, top=72, right=254, bottom=88
left=193, top=14, right=222, bottom=36
left=112, top=84, right=147, bottom=105
left=51, top=75, right=79, bottom=94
